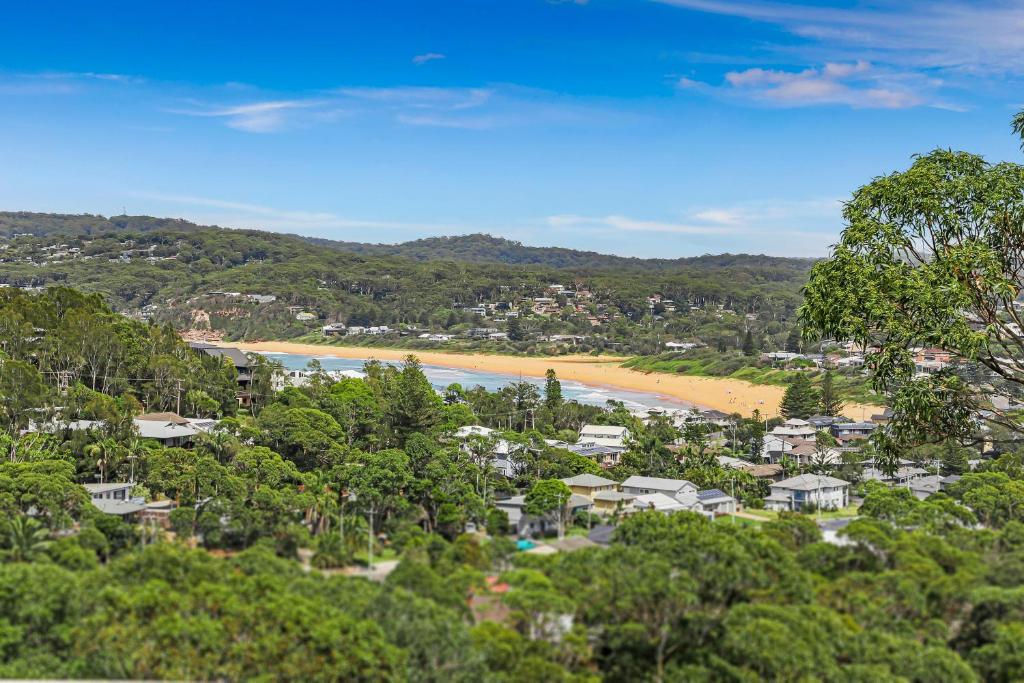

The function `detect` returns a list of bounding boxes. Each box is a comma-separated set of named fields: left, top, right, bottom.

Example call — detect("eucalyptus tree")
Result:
left=802, top=111, right=1024, bottom=473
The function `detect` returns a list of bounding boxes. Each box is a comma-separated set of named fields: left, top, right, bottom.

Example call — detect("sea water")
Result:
left=248, top=351, right=701, bottom=412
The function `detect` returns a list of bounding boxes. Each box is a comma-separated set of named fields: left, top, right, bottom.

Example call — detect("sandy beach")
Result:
left=226, top=341, right=880, bottom=419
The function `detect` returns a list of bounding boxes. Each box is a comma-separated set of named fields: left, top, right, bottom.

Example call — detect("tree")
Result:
left=543, top=369, right=562, bottom=413
left=818, top=370, right=843, bottom=417
left=1, top=516, right=52, bottom=562
left=780, top=374, right=819, bottom=420
left=801, top=116, right=1024, bottom=472
left=742, top=329, right=756, bottom=356
left=524, top=479, right=571, bottom=539
left=785, top=327, right=802, bottom=354
left=506, top=315, right=525, bottom=341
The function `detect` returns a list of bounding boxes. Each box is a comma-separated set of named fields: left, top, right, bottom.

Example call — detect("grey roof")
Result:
left=621, top=475, right=695, bottom=492
left=83, top=482, right=133, bottom=494
left=697, top=488, right=733, bottom=502
left=190, top=343, right=250, bottom=369
left=91, top=499, right=147, bottom=515
left=561, top=473, right=617, bottom=488
left=134, top=419, right=197, bottom=441
left=833, top=422, right=876, bottom=430
left=593, top=490, right=637, bottom=502
left=773, top=474, right=851, bottom=491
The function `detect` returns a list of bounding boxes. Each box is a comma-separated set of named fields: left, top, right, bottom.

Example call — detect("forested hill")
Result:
left=317, top=233, right=815, bottom=271
left=0, top=211, right=814, bottom=272
left=0, top=211, right=813, bottom=349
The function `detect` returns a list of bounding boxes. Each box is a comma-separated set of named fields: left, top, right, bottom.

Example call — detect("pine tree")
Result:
left=742, top=330, right=756, bottom=356
left=506, top=315, right=524, bottom=341
left=785, top=328, right=802, bottom=353
left=780, top=373, right=820, bottom=419
left=544, top=369, right=563, bottom=412
left=819, top=370, right=844, bottom=417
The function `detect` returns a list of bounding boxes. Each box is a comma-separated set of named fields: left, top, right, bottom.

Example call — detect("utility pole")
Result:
left=176, top=379, right=183, bottom=415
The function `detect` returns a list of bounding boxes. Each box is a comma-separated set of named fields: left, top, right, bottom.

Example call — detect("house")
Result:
left=631, top=492, right=694, bottom=513
left=770, top=418, right=817, bottom=440
left=455, top=425, right=516, bottom=477
left=495, top=493, right=593, bottom=536
left=560, top=473, right=618, bottom=500
left=565, top=441, right=625, bottom=467
left=861, top=465, right=928, bottom=486
left=591, top=490, right=638, bottom=514
left=830, top=421, right=876, bottom=440
left=620, top=475, right=697, bottom=500
left=134, top=412, right=198, bottom=447
left=322, top=323, right=347, bottom=336
left=188, top=343, right=253, bottom=405
left=295, top=311, right=317, bottom=321
left=737, top=462, right=785, bottom=482
left=764, top=474, right=851, bottom=512
left=665, top=341, right=699, bottom=351
left=83, top=482, right=147, bottom=517
left=696, top=488, right=737, bottom=514
left=806, top=415, right=847, bottom=430
left=579, top=424, right=631, bottom=449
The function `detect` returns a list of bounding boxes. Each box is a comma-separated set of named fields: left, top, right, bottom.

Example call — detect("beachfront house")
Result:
left=579, top=425, right=631, bottom=449
left=764, top=474, right=850, bottom=512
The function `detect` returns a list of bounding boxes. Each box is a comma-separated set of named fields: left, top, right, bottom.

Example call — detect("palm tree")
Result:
left=2, top=516, right=51, bottom=562
left=1014, top=109, right=1024, bottom=150
left=779, top=454, right=798, bottom=478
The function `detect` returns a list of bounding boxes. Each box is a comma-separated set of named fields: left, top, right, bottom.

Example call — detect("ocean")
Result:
left=247, top=350, right=701, bottom=412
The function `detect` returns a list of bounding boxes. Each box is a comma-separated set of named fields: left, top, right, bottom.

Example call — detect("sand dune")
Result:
left=227, top=341, right=879, bottom=419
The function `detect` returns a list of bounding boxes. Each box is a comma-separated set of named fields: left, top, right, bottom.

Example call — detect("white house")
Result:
left=455, top=425, right=516, bottom=477
left=579, top=424, right=631, bottom=449
left=764, top=474, right=850, bottom=512
left=620, top=475, right=697, bottom=500
left=770, top=418, right=817, bottom=440
left=696, top=488, right=738, bottom=514
left=83, top=482, right=147, bottom=516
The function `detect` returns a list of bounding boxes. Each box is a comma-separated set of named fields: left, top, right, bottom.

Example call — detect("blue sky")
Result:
left=0, top=1, right=1021, bottom=257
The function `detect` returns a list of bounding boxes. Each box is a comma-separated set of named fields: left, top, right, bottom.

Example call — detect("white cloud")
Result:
left=547, top=198, right=842, bottom=243
left=655, top=0, right=1024, bottom=77
left=166, top=99, right=320, bottom=133
left=412, top=52, right=446, bottom=65
left=683, top=60, right=927, bottom=109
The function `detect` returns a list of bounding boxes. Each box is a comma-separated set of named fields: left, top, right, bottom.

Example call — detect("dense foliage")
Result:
left=1, top=286, right=1024, bottom=679
left=0, top=212, right=812, bottom=354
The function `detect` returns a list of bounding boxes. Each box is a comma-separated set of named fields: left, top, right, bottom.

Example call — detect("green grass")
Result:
left=352, top=547, right=399, bottom=566
left=623, top=350, right=885, bottom=406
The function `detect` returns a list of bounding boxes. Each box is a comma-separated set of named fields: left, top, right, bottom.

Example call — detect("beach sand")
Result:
left=228, top=341, right=879, bottom=419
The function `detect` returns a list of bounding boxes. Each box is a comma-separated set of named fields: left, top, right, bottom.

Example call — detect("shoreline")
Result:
left=223, top=341, right=880, bottom=420
left=225, top=340, right=794, bottom=416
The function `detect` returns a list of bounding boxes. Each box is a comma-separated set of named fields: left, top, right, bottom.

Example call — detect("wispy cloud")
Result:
left=659, top=0, right=1024, bottom=109
left=681, top=60, right=927, bottom=108
left=656, top=0, right=1024, bottom=75
left=549, top=214, right=738, bottom=235
left=412, top=52, right=445, bottom=65
left=132, top=191, right=453, bottom=232
left=165, top=99, right=321, bottom=133
left=547, top=198, right=841, bottom=240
